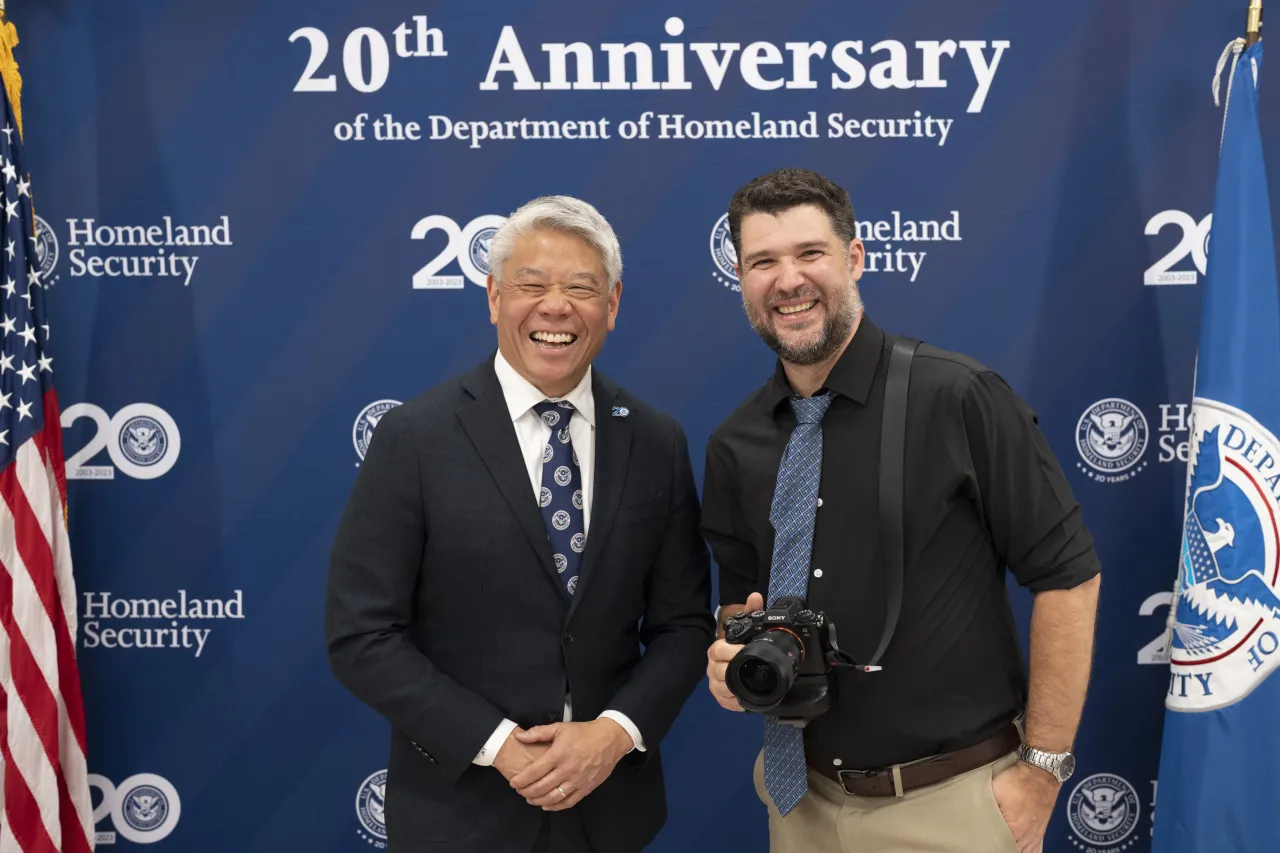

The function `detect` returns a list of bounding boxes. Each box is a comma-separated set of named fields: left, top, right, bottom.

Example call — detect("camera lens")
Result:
left=738, top=658, right=779, bottom=696
left=725, top=629, right=803, bottom=710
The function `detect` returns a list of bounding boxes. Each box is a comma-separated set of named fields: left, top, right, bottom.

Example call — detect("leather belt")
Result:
left=829, top=723, right=1022, bottom=797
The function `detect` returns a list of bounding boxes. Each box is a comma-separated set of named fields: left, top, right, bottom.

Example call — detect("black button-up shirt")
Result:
left=701, top=316, right=1100, bottom=771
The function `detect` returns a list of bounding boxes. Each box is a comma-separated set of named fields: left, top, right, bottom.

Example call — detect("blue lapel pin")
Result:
left=612, top=406, right=630, bottom=417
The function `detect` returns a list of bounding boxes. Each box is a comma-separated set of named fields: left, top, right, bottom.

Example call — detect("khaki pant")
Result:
left=752, top=750, right=1021, bottom=853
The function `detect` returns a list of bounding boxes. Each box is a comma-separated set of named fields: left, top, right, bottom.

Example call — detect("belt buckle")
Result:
left=836, top=767, right=882, bottom=794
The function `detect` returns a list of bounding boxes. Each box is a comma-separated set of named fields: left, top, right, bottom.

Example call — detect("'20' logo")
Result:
left=1144, top=211, right=1211, bottom=285
left=88, top=772, right=182, bottom=844
left=1137, top=590, right=1174, bottom=666
left=411, top=215, right=506, bottom=290
left=61, top=403, right=181, bottom=480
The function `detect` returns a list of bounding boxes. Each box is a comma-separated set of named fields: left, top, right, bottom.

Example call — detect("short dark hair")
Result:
left=727, top=168, right=856, bottom=262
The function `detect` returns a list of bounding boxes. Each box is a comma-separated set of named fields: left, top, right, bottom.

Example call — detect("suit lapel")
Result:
left=568, top=373, right=633, bottom=620
left=456, top=361, right=566, bottom=600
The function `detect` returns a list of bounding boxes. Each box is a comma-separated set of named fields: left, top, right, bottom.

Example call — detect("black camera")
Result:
left=722, top=596, right=838, bottom=722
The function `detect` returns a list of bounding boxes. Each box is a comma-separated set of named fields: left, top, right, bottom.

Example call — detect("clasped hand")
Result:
left=494, top=720, right=633, bottom=811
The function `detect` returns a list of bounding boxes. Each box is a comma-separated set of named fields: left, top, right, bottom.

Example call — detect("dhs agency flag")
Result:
left=1152, top=39, right=1280, bottom=853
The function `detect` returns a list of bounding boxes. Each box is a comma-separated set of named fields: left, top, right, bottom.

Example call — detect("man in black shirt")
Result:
left=702, top=168, right=1101, bottom=852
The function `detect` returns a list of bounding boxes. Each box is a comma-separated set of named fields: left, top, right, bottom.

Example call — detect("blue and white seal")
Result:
left=109, top=773, right=182, bottom=844
left=34, top=215, right=58, bottom=280
left=118, top=416, right=168, bottom=468
left=1075, top=398, right=1149, bottom=482
left=709, top=213, right=740, bottom=292
left=469, top=226, right=498, bottom=277
left=1168, top=399, right=1280, bottom=710
left=121, top=783, right=169, bottom=833
left=1067, top=773, right=1140, bottom=851
left=353, top=400, right=402, bottom=462
left=355, top=769, right=388, bottom=843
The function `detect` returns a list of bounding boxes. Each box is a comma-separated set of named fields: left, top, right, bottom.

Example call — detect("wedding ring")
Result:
left=556, top=785, right=567, bottom=800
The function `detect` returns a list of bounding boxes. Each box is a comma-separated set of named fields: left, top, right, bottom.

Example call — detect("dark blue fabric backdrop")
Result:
left=16, top=1, right=1277, bottom=850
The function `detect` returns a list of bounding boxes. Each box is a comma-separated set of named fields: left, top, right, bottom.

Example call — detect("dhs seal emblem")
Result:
left=118, top=416, right=169, bottom=468
left=355, top=770, right=388, bottom=846
left=1075, top=398, right=1149, bottom=483
left=34, top=214, right=58, bottom=282
left=121, top=783, right=169, bottom=833
left=353, top=400, right=402, bottom=464
left=1168, top=400, right=1280, bottom=710
left=709, top=213, right=740, bottom=292
left=469, top=226, right=498, bottom=277
left=96, top=772, right=182, bottom=843
left=1066, top=773, right=1140, bottom=851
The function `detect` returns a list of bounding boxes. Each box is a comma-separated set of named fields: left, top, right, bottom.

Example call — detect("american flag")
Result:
left=0, top=75, right=94, bottom=852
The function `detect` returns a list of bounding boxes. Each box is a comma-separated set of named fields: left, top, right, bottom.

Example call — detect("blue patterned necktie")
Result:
left=762, top=392, right=834, bottom=816
left=533, top=400, right=585, bottom=596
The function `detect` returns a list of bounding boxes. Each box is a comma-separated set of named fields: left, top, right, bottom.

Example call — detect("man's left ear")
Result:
left=606, top=280, right=623, bottom=331
left=486, top=274, right=501, bottom=326
left=847, top=239, right=866, bottom=281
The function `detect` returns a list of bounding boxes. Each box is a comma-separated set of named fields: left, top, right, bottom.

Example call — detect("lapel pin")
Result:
left=612, top=406, right=630, bottom=417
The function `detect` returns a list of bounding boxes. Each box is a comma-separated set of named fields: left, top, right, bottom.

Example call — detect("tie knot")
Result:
left=534, top=400, right=575, bottom=428
left=790, top=393, right=833, bottom=424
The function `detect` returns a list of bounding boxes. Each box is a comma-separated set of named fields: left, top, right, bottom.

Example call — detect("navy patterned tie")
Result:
left=762, top=392, right=833, bottom=816
left=533, top=401, right=585, bottom=596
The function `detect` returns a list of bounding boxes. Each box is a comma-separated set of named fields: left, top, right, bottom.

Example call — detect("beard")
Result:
left=744, top=277, right=863, bottom=366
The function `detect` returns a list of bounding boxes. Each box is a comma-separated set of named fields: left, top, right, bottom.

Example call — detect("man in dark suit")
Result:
left=326, top=195, right=714, bottom=853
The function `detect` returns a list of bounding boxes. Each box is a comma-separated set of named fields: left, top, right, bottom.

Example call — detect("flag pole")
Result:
left=1247, top=0, right=1263, bottom=46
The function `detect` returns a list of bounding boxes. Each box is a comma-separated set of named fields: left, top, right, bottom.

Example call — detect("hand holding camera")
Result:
left=705, top=592, right=765, bottom=712
left=708, top=593, right=871, bottom=723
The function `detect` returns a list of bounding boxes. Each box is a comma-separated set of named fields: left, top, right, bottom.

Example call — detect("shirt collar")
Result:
left=493, top=349, right=596, bottom=429
left=760, top=314, right=885, bottom=413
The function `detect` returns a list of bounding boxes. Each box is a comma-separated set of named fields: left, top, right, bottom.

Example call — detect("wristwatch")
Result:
left=1017, top=743, right=1076, bottom=783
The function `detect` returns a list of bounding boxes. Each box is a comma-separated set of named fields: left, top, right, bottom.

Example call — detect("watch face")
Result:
left=1058, top=753, right=1076, bottom=781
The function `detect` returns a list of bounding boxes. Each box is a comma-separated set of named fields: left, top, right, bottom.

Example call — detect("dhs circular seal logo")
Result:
left=353, top=400, right=402, bottom=464
left=709, top=213, right=740, bottom=292
left=121, top=783, right=169, bottom=833
left=118, top=416, right=169, bottom=468
left=1075, top=398, right=1149, bottom=483
left=469, top=226, right=498, bottom=277
left=1168, top=400, right=1280, bottom=710
left=107, top=773, right=182, bottom=843
left=34, top=214, right=58, bottom=280
left=355, top=769, right=388, bottom=845
left=1067, top=773, right=1140, bottom=851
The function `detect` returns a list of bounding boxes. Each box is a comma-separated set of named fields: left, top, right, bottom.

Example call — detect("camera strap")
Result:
left=865, top=335, right=920, bottom=668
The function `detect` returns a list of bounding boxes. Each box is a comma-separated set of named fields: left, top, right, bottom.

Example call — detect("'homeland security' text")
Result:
left=659, top=111, right=952, bottom=146
left=65, top=216, right=232, bottom=287
left=81, top=589, right=245, bottom=658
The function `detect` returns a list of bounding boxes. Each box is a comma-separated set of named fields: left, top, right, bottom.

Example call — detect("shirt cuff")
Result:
left=473, top=718, right=519, bottom=766
left=598, top=710, right=646, bottom=753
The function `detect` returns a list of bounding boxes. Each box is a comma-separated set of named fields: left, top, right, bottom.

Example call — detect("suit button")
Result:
left=564, top=632, right=575, bottom=644
left=545, top=713, right=559, bottom=725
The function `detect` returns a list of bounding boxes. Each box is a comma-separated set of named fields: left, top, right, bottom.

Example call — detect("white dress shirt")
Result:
left=472, top=351, right=647, bottom=766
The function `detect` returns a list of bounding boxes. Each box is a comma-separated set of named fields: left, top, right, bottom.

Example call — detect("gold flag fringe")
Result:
left=0, top=14, right=22, bottom=139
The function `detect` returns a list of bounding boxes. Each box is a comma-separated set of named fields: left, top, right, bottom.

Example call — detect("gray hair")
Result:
left=488, top=195, right=622, bottom=290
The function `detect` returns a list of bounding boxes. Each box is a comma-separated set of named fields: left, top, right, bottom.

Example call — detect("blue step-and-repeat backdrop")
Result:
left=16, top=0, right=1278, bottom=850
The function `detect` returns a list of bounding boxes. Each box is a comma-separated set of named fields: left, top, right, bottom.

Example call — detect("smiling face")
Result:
left=487, top=228, right=621, bottom=397
left=736, top=204, right=864, bottom=366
